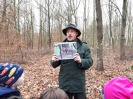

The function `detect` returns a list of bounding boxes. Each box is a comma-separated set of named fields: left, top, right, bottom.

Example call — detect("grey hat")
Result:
left=62, top=23, right=81, bottom=37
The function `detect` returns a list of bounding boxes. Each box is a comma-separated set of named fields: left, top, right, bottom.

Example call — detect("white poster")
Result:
left=54, top=42, right=77, bottom=60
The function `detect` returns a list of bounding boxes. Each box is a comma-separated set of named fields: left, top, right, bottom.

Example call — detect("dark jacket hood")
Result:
left=0, top=87, right=17, bottom=96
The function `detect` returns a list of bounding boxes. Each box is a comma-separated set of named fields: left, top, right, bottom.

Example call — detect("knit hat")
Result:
left=62, top=23, right=81, bottom=37
left=103, top=76, right=133, bottom=99
left=0, top=63, right=24, bottom=88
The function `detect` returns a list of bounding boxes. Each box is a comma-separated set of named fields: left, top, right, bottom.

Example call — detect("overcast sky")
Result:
left=31, top=0, right=133, bottom=31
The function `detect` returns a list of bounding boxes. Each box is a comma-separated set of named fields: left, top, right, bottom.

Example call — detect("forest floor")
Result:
left=18, top=48, right=133, bottom=99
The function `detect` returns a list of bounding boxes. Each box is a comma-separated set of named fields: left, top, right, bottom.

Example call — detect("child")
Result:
left=0, top=63, right=24, bottom=99
left=39, top=87, right=69, bottom=99
left=102, top=76, right=133, bottom=99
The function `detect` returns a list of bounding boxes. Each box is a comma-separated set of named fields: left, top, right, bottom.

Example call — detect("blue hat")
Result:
left=0, top=63, right=24, bottom=88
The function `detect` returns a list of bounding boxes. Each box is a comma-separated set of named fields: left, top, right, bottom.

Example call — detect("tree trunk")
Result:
left=38, top=4, right=42, bottom=50
left=17, top=0, right=20, bottom=34
left=109, top=0, right=114, bottom=48
left=95, top=0, right=104, bottom=71
left=31, top=8, right=34, bottom=49
left=48, top=0, right=51, bottom=50
left=2, top=0, right=7, bottom=22
left=13, top=0, right=17, bottom=29
left=120, top=0, right=127, bottom=60
left=93, top=0, right=96, bottom=48
left=83, top=0, right=87, bottom=42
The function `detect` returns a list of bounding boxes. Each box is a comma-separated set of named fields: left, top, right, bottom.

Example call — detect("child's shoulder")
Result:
left=0, top=87, right=21, bottom=98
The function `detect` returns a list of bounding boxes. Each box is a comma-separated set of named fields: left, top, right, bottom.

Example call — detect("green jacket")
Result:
left=51, top=38, right=93, bottom=93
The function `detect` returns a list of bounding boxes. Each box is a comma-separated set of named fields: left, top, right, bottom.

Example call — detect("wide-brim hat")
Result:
left=62, top=23, right=81, bottom=37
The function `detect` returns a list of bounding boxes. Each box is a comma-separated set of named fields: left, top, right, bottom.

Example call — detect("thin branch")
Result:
left=109, top=0, right=122, bottom=17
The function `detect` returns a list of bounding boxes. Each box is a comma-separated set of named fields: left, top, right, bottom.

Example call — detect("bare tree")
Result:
left=2, top=0, right=7, bottom=22
left=63, top=0, right=81, bottom=24
left=35, top=0, right=57, bottom=50
left=30, top=7, right=34, bottom=49
left=108, top=0, right=114, bottom=48
left=95, top=0, right=104, bottom=71
left=92, top=0, right=96, bottom=48
left=82, top=0, right=87, bottom=41
left=127, top=1, right=132, bottom=46
left=38, top=3, right=43, bottom=50
left=47, top=0, right=51, bottom=49
left=120, top=0, right=127, bottom=60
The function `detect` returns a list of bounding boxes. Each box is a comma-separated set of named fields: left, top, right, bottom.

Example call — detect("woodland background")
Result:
left=0, top=0, right=133, bottom=99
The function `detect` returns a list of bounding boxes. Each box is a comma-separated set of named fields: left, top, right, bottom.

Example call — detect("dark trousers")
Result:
left=66, top=92, right=86, bottom=99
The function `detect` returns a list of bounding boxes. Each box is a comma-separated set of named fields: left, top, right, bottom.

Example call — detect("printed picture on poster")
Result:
left=54, top=42, right=77, bottom=60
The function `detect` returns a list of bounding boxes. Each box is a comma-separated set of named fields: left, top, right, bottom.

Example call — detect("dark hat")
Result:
left=0, top=63, right=24, bottom=88
left=62, top=23, right=81, bottom=37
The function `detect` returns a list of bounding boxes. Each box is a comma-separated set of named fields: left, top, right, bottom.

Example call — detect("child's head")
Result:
left=0, top=63, right=24, bottom=88
left=103, top=76, right=133, bottom=99
left=39, top=87, right=69, bottom=99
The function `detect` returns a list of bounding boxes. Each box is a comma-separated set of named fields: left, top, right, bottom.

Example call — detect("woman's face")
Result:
left=66, top=28, right=78, bottom=41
